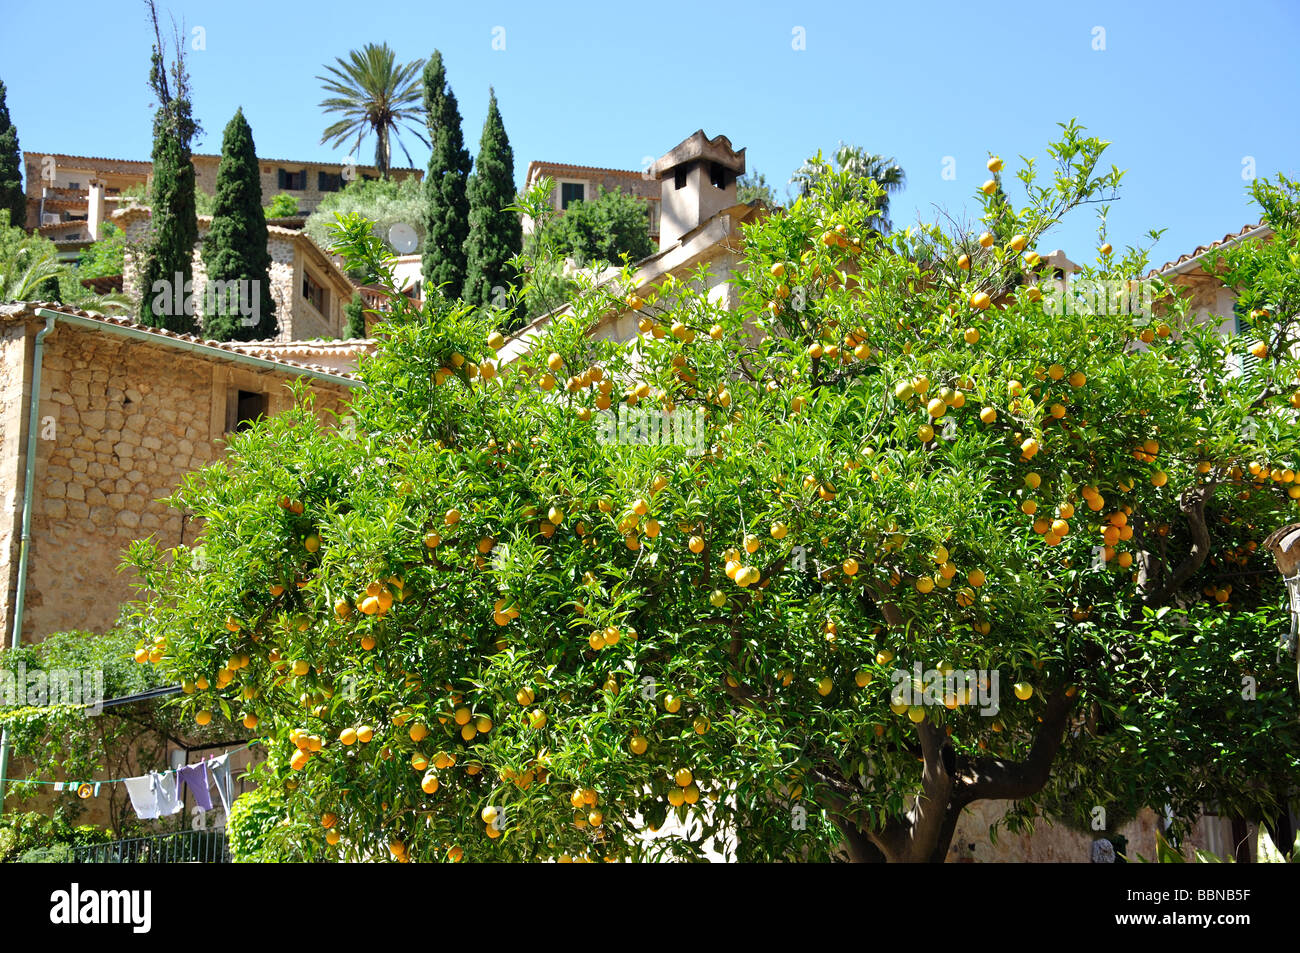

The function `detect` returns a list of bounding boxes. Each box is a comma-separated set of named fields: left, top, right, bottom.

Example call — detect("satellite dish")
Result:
left=388, top=222, right=418, bottom=254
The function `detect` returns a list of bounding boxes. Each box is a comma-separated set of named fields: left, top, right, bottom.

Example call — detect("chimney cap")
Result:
left=650, top=130, right=746, bottom=180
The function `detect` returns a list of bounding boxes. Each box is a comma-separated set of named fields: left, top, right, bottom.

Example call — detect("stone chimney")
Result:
left=87, top=179, right=105, bottom=241
left=650, top=131, right=746, bottom=250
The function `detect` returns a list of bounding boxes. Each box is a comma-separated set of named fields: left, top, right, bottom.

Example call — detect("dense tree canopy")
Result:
left=463, top=90, right=521, bottom=309
left=125, top=125, right=1300, bottom=863
left=419, top=50, right=471, bottom=300
left=137, top=2, right=200, bottom=332
left=0, top=79, right=23, bottom=231
left=201, top=108, right=277, bottom=341
left=534, top=185, right=654, bottom=267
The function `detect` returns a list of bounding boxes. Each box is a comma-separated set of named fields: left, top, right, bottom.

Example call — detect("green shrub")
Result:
left=227, top=786, right=292, bottom=862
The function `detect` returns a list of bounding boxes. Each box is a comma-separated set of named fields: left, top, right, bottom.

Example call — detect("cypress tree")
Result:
left=138, top=4, right=200, bottom=332
left=0, top=80, right=24, bottom=231
left=202, top=109, right=277, bottom=341
left=464, top=89, right=521, bottom=310
left=419, top=51, right=471, bottom=300
left=344, top=291, right=367, bottom=338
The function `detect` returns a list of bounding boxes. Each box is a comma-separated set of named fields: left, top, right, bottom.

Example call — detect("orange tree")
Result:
left=124, top=125, right=1300, bottom=862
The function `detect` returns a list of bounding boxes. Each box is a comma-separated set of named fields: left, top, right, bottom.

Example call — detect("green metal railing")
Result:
left=74, top=829, right=230, bottom=864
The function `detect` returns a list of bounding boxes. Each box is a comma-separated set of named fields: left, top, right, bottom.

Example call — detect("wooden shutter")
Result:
left=1234, top=303, right=1261, bottom=378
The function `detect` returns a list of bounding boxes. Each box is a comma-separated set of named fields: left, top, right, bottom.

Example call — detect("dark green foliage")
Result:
left=737, top=171, right=776, bottom=206
left=536, top=186, right=654, bottom=266
left=0, top=628, right=176, bottom=831
left=201, top=109, right=277, bottom=341
left=305, top=176, right=425, bottom=284
left=265, top=193, right=299, bottom=218
left=138, top=5, right=201, bottom=332
left=0, top=80, right=23, bottom=231
left=77, top=223, right=126, bottom=279
left=344, top=290, right=367, bottom=338
left=463, top=90, right=521, bottom=308
left=0, top=812, right=112, bottom=863
left=419, top=51, right=470, bottom=300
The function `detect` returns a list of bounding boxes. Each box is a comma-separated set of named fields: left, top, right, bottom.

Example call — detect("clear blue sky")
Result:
left=5, top=0, right=1297, bottom=265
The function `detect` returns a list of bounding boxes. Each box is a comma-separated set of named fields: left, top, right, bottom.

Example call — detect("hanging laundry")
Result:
left=176, top=762, right=212, bottom=812
left=124, top=775, right=160, bottom=820
left=152, top=770, right=184, bottom=817
left=208, top=754, right=234, bottom=815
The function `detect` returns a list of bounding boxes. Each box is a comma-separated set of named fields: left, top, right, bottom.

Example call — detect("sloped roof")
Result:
left=1146, top=221, right=1271, bottom=278
left=0, top=302, right=360, bottom=384
left=526, top=160, right=656, bottom=185
left=24, top=151, right=418, bottom=176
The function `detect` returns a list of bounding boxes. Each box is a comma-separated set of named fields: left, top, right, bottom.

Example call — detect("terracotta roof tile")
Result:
left=0, top=302, right=360, bottom=382
left=526, top=160, right=659, bottom=187
left=1146, top=222, right=1269, bottom=278
left=25, top=151, right=419, bottom=176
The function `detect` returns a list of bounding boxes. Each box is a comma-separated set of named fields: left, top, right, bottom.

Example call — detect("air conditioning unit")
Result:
left=41, top=213, right=60, bottom=226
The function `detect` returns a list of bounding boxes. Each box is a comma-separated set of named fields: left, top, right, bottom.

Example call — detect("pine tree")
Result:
left=0, top=80, right=24, bottom=231
left=419, top=51, right=471, bottom=300
left=201, top=109, right=277, bottom=341
left=464, top=89, right=521, bottom=310
left=138, top=3, right=200, bottom=332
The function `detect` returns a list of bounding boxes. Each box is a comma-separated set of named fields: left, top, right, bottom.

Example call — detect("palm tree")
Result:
left=792, top=144, right=906, bottom=231
left=317, top=43, right=428, bottom=177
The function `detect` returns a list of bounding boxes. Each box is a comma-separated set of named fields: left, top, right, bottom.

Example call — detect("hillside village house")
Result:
left=524, top=159, right=662, bottom=246
left=0, top=302, right=359, bottom=644
left=21, top=151, right=421, bottom=259
left=112, top=206, right=360, bottom=342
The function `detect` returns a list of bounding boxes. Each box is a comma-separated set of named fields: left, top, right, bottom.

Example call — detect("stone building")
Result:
left=0, top=302, right=359, bottom=645
left=21, top=150, right=421, bottom=255
left=112, top=206, right=359, bottom=342
left=524, top=158, right=664, bottom=246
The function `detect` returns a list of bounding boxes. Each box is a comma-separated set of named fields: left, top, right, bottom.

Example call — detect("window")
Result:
left=278, top=168, right=307, bottom=190
left=302, top=271, right=327, bottom=315
left=225, top=389, right=267, bottom=434
left=709, top=162, right=728, bottom=190
left=674, top=167, right=687, bottom=191
left=68, top=181, right=81, bottom=191
left=560, top=182, right=585, bottom=209
left=318, top=171, right=343, bottom=192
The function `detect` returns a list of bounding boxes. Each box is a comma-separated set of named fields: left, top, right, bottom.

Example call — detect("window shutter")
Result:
left=277, top=169, right=286, bottom=190
left=1233, top=302, right=1261, bottom=379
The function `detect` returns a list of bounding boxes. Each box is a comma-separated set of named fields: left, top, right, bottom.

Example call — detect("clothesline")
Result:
left=0, top=739, right=261, bottom=786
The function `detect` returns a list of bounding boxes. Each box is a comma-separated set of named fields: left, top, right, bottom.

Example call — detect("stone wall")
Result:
left=0, top=323, right=32, bottom=640
left=117, top=214, right=348, bottom=343
left=12, top=320, right=352, bottom=642
left=192, top=156, right=420, bottom=215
